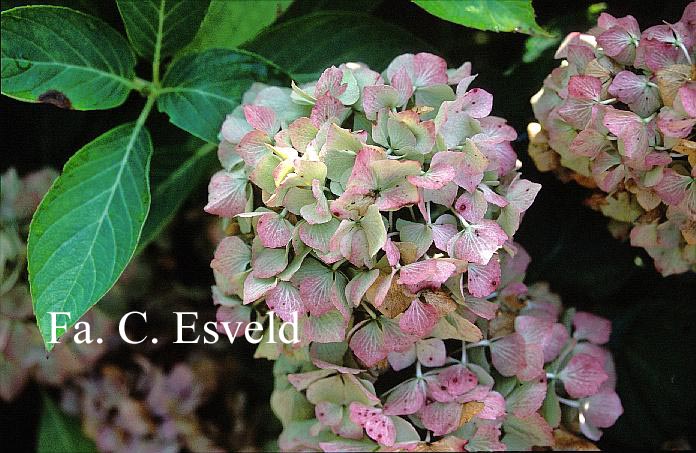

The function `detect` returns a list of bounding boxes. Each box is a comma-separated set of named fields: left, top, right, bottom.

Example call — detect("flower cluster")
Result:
left=529, top=3, right=696, bottom=276
left=61, top=356, right=221, bottom=453
left=273, top=244, right=622, bottom=450
left=207, top=52, right=541, bottom=361
left=205, top=53, right=621, bottom=449
left=0, top=168, right=113, bottom=401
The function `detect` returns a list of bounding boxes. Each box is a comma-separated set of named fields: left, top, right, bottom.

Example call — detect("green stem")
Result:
left=361, top=302, right=377, bottom=319
left=195, top=142, right=217, bottom=157
left=152, top=0, right=166, bottom=85
left=131, top=77, right=153, bottom=95
left=136, top=95, right=157, bottom=133
left=451, top=208, right=471, bottom=228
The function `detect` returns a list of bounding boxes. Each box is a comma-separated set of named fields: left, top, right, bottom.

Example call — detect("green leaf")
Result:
left=28, top=122, right=153, bottom=350
left=116, top=0, right=210, bottom=59
left=393, top=415, right=420, bottom=443
left=245, top=11, right=435, bottom=81
left=271, top=387, right=314, bottom=427
left=184, top=0, right=293, bottom=52
left=542, top=385, right=561, bottom=428
left=522, top=31, right=561, bottom=63
left=157, top=48, right=287, bottom=142
left=521, top=3, right=606, bottom=63
left=137, top=142, right=217, bottom=251
left=412, top=0, right=551, bottom=37
left=503, top=413, right=554, bottom=447
left=283, top=0, right=382, bottom=19
left=361, top=205, right=387, bottom=257
left=37, top=393, right=96, bottom=453
left=1, top=5, right=136, bottom=110
left=395, top=218, right=433, bottom=258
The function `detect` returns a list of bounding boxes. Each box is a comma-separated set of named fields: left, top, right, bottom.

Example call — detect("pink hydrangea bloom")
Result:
left=530, top=2, right=696, bottom=276
left=207, top=53, right=541, bottom=356
left=273, top=242, right=621, bottom=449
left=205, top=53, right=621, bottom=450
left=0, top=168, right=114, bottom=401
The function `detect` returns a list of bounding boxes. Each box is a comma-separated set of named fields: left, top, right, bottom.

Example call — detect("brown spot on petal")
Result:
left=552, top=428, right=600, bottom=451
left=377, top=279, right=413, bottom=318
left=422, top=289, right=457, bottom=316
left=673, top=139, right=696, bottom=167
left=489, top=311, right=515, bottom=338
left=38, top=90, right=72, bottom=109
left=527, top=128, right=560, bottom=173
left=224, top=220, right=241, bottom=236
left=656, top=64, right=691, bottom=107
left=368, top=275, right=413, bottom=318
left=459, top=401, right=485, bottom=426
left=681, top=220, right=696, bottom=245
left=413, top=436, right=469, bottom=452
left=394, top=241, right=419, bottom=265
left=448, top=312, right=483, bottom=342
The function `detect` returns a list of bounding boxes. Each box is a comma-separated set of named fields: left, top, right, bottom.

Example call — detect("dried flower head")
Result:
left=529, top=2, right=696, bottom=276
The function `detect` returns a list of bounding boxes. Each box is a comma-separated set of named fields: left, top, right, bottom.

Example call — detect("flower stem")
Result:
left=643, top=112, right=657, bottom=124
left=466, top=339, right=491, bottom=349
left=677, top=41, right=693, bottom=65
left=451, top=209, right=471, bottom=228
left=558, top=396, right=580, bottom=408
left=361, top=302, right=377, bottom=319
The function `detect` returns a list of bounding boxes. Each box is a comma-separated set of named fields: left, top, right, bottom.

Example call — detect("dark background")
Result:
left=2, top=0, right=695, bottom=450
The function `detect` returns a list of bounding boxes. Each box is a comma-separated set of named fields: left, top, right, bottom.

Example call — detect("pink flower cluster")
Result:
left=61, top=357, right=221, bottom=453
left=205, top=53, right=622, bottom=449
left=277, top=245, right=622, bottom=450
left=529, top=3, right=696, bottom=276
left=0, top=168, right=113, bottom=401
left=207, top=52, right=541, bottom=357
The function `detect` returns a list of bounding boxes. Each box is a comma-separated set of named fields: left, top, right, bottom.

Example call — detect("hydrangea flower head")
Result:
left=61, top=357, right=221, bottom=452
left=1, top=168, right=113, bottom=401
left=205, top=53, right=621, bottom=449
left=207, top=52, right=541, bottom=364
left=529, top=2, right=696, bottom=276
